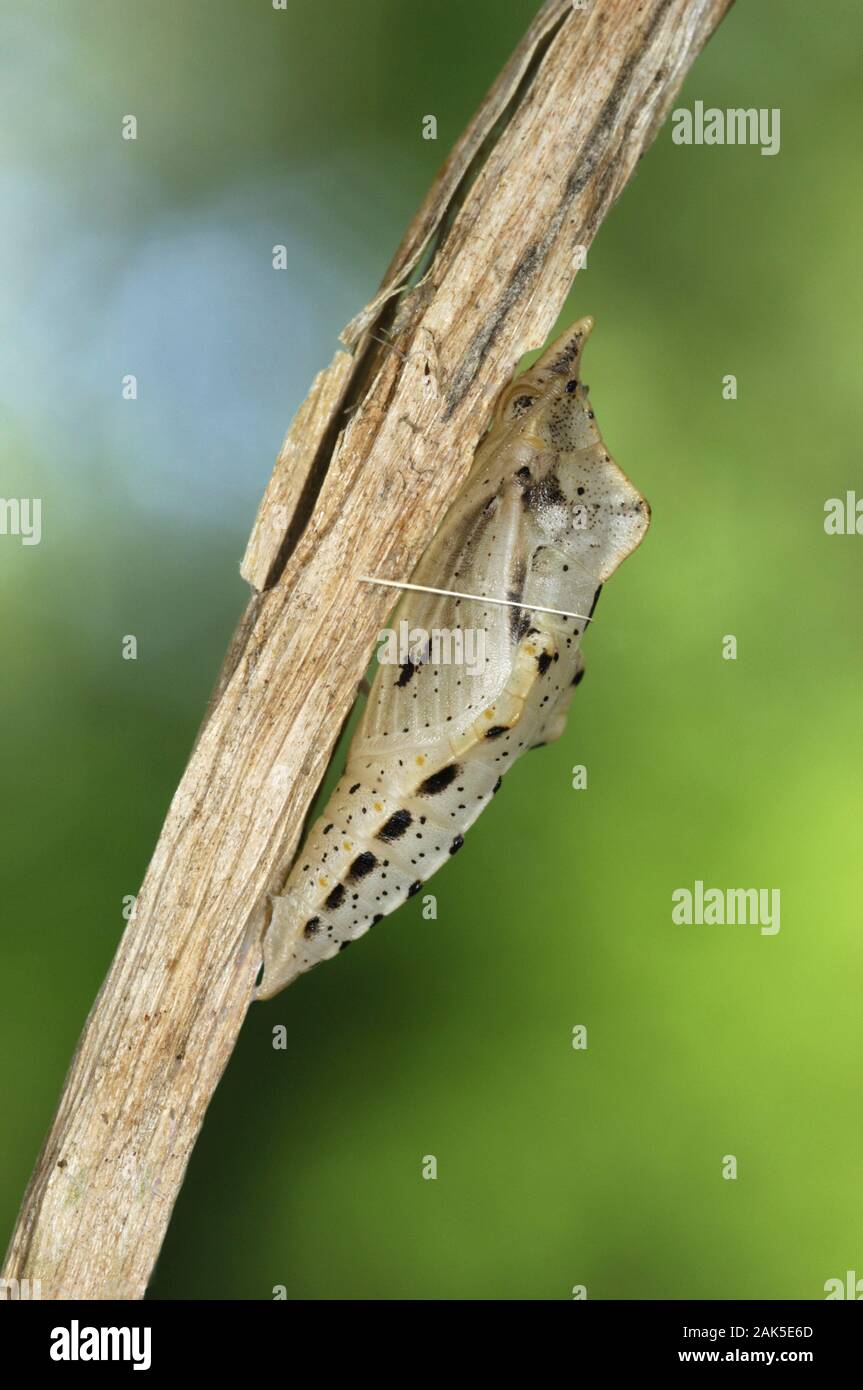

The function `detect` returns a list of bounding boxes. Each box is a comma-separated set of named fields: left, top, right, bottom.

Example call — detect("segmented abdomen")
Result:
left=258, top=621, right=582, bottom=993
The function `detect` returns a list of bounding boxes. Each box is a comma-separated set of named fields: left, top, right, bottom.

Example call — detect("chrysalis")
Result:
left=257, top=317, right=650, bottom=998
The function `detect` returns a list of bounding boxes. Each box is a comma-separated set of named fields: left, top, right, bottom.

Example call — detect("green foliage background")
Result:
left=1, top=0, right=860, bottom=1300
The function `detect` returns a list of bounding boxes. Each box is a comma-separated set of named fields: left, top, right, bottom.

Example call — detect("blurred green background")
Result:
left=2, top=0, right=861, bottom=1300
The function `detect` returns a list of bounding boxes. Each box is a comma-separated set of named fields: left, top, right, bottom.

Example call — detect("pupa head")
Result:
left=493, top=315, right=599, bottom=453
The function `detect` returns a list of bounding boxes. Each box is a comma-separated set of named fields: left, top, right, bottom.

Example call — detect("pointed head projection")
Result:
left=494, top=315, right=595, bottom=444
left=493, top=316, right=650, bottom=582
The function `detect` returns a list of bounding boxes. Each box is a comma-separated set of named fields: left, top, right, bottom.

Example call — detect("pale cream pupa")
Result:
left=257, top=317, right=650, bottom=998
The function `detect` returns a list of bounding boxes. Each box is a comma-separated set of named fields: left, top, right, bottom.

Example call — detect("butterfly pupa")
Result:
left=257, top=316, right=650, bottom=999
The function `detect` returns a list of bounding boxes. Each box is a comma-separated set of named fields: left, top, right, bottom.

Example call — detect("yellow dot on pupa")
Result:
left=318, top=877, right=328, bottom=888
left=342, top=842, right=351, bottom=852
left=416, top=754, right=426, bottom=766
left=484, top=708, right=494, bottom=719
left=373, top=802, right=383, bottom=813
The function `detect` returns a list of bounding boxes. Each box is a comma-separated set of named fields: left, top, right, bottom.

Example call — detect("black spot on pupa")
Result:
left=349, top=783, right=360, bottom=794
left=396, top=660, right=417, bottom=687
left=376, top=809, right=413, bottom=842
left=338, top=939, right=351, bottom=952
left=322, top=824, right=334, bottom=835
left=537, top=651, right=553, bottom=676
left=485, top=725, right=508, bottom=740
left=418, top=763, right=461, bottom=796
left=521, top=473, right=566, bottom=512
left=449, top=834, right=465, bottom=855
left=303, top=917, right=321, bottom=940
left=372, top=913, right=384, bottom=924
left=492, top=775, right=503, bottom=794
left=407, top=880, right=423, bottom=897
left=348, top=851, right=377, bottom=881
left=565, top=378, right=578, bottom=393
left=572, top=667, right=586, bottom=687
left=511, top=394, right=534, bottom=417
left=325, top=884, right=346, bottom=911
left=588, top=585, right=603, bottom=618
